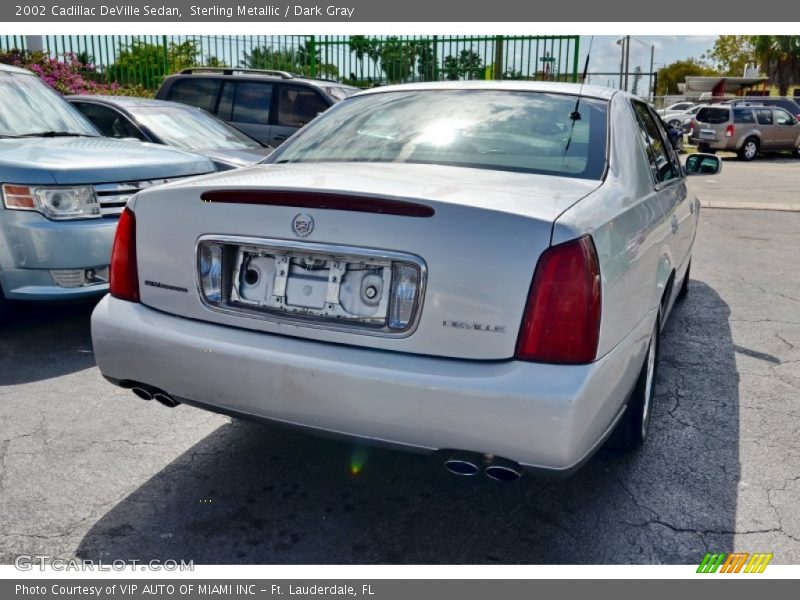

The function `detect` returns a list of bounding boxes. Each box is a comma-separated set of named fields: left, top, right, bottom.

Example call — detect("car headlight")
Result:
left=1, top=184, right=100, bottom=220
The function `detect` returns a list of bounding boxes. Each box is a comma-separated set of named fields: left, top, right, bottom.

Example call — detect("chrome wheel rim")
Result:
left=745, top=141, right=757, bottom=159
left=641, top=325, right=657, bottom=439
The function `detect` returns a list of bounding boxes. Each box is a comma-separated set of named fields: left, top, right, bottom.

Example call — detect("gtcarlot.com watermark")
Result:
left=14, top=555, right=194, bottom=571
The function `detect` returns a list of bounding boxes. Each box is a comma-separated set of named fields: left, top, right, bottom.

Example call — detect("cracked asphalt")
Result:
left=1, top=205, right=799, bottom=564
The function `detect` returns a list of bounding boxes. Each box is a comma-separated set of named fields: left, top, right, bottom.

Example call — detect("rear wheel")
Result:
left=609, top=316, right=660, bottom=451
left=697, top=143, right=715, bottom=154
left=793, top=145, right=800, bottom=158
left=738, top=137, right=759, bottom=161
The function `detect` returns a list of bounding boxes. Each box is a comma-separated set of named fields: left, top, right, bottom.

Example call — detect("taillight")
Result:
left=109, top=207, right=139, bottom=302
left=725, top=124, right=735, bottom=137
left=515, top=235, right=601, bottom=364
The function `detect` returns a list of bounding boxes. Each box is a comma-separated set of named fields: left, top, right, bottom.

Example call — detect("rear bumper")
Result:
left=688, top=135, right=735, bottom=151
left=91, top=297, right=652, bottom=472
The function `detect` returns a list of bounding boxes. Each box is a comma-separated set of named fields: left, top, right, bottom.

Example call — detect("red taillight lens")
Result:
left=515, top=235, right=601, bottom=364
left=109, top=207, right=139, bottom=302
left=725, top=124, right=735, bottom=137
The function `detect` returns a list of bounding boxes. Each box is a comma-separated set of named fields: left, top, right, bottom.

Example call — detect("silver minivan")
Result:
left=689, top=104, right=800, bottom=160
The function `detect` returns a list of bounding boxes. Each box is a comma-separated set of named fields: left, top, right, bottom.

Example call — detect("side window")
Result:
left=217, top=81, right=235, bottom=120
left=276, top=86, right=329, bottom=127
left=631, top=101, right=680, bottom=184
left=232, top=82, right=272, bottom=126
left=774, top=109, right=794, bottom=126
left=164, top=79, right=221, bottom=113
left=733, top=108, right=756, bottom=124
left=72, top=103, right=145, bottom=140
left=756, top=109, right=773, bottom=126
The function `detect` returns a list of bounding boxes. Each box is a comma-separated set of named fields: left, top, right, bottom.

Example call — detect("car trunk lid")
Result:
left=131, top=162, right=600, bottom=360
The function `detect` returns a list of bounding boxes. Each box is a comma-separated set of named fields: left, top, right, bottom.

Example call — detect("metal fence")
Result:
left=1, top=35, right=580, bottom=90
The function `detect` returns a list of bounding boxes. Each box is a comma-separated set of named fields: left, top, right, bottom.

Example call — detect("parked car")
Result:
left=689, top=104, right=800, bottom=160
left=722, top=96, right=800, bottom=121
left=657, top=101, right=695, bottom=117
left=155, top=68, right=358, bottom=147
left=91, top=81, right=720, bottom=479
left=0, top=63, right=215, bottom=318
left=68, top=96, right=273, bottom=171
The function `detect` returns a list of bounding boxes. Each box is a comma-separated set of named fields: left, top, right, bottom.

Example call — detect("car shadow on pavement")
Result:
left=0, top=300, right=99, bottom=385
left=76, top=281, right=739, bottom=564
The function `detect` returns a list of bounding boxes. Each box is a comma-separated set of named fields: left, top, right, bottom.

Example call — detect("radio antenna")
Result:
left=563, top=36, right=594, bottom=157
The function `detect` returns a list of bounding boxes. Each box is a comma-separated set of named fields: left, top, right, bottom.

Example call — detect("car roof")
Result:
left=353, top=80, right=619, bottom=101
left=165, top=69, right=357, bottom=91
left=66, top=95, right=195, bottom=109
left=0, top=63, right=33, bottom=75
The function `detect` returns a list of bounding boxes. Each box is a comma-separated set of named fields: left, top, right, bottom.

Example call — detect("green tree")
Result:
left=414, top=42, right=437, bottom=81
left=109, top=40, right=199, bottom=86
left=348, top=35, right=372, bottom=83
left=377, top=37, right=416, bottom=83
left=656, top=58, right=717, bottom=96
left=751, top=35, right=800, bottom=96
left=704, top=35, right=754, bottom=76
left=241, top=47, right=295, bottom=71
left=442, top=48, right=484, bottom=81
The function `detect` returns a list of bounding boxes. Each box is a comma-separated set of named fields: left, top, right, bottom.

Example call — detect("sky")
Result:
left=579, top=35, right=719, bottom=91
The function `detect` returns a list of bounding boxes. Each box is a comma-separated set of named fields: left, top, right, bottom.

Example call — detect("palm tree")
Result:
left=348, top=35, right=372, bottom=84
left=751, top=35, right=800, bottom=96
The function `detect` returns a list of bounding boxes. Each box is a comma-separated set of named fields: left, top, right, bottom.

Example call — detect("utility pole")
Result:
left=618, top=38, right=624, bottom=89
left=649, top=44, right=655, bottom=100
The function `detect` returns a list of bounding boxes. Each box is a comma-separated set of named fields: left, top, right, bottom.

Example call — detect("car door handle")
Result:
left=273, top=134, right=289, bottom=142
left=670, top=214, right=679, bottom=234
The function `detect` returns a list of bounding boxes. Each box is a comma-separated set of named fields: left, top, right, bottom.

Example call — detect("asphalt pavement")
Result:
left=1, top=164, right=799, bottom=564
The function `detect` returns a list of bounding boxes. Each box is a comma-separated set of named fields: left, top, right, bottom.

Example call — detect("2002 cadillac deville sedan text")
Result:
left=91, top=82, right=720, bottom=479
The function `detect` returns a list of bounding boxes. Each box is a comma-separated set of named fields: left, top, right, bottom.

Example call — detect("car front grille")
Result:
left=95, top=179, right=181, bottom=217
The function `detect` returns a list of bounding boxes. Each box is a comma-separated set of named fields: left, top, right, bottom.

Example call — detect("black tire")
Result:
left=738, top=137, right=759, bottom=161
left=0, top=287, right=10, bottom=322
left=609, top=315, right=660, bottom=451
left=793, top=146, right=800, bottom=158
left=677, top=260, right=690, bottom=300
left=697, top=143, right=711, bottom=153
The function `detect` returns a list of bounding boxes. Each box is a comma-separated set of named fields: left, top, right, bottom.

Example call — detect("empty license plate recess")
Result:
left=197, top=237, right=426, bottom=336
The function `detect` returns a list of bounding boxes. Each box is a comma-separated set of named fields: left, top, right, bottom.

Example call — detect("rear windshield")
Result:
left=270, top=90, right=609, bottom=180
left=696, top=107, right=730, bottom=124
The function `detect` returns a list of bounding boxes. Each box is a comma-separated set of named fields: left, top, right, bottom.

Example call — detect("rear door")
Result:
left=631, top=100, right=693, bottom=271
left=772, top=108, right=799, bottom=149
left=755, top=108, right=776, bottom=148
left=220, top=80, right=273, bottom=145
left=269, top=84, right=330, bottom=146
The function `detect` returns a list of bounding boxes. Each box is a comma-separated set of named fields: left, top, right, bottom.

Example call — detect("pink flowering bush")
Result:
left=0, top=49, right=154, bottom=97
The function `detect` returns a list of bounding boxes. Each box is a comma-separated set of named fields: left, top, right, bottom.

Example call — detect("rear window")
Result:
left=733, top=108, right=755, bottom=124
left=165, top=79, right=221, bottom=113
left=696, top=107, right=730, bottom=124
left=270, top=90, right=609, bottom=180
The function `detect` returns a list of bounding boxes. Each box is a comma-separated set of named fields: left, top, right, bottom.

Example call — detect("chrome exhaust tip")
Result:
left=131, top=386, right=154, bottom=401
left=153, top=392, right=180, bottom=408
left=444, top=455, right=481, bottom=476
left=485, top=458, right=523, bottom=482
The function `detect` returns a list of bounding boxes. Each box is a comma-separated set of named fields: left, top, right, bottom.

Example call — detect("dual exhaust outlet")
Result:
left=130, top=384, right=180, bottom=408
left=444, top=452, right=523, bottom=482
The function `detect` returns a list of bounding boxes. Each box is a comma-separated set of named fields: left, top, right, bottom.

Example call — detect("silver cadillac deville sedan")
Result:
left=91, top=82, right=720, bottom=479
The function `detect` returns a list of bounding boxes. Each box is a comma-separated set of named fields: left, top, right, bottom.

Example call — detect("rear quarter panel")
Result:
left=553, top=93, right=680, bottom=360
